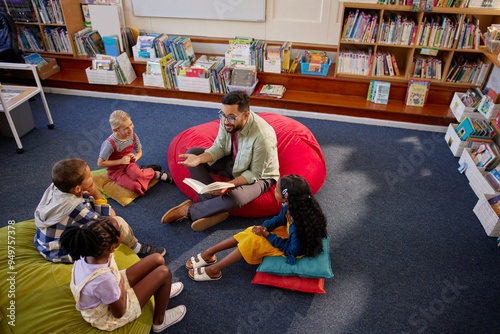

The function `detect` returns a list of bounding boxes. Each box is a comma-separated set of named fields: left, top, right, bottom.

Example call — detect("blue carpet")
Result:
left=1, top=93, right=499, bottom=333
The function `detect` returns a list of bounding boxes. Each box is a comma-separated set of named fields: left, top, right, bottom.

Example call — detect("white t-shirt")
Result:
left=73, top=255, right=121, bottom=309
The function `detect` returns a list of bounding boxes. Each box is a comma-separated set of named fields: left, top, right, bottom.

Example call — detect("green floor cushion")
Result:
left=0, top=220, right=153, bottom=334
left=256, top=236, right=334, bottom=279
left=92, top=169, right=159, bottom=207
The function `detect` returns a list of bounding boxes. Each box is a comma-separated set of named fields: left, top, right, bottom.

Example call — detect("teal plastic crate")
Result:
left=300, top=56, right=331, bottom=76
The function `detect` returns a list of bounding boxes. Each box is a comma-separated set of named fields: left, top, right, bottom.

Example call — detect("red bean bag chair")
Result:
left=167, top=113, right=326, bottom=217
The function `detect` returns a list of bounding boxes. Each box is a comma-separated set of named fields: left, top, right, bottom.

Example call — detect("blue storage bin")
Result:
left=300, top=57, right=331, bottom=76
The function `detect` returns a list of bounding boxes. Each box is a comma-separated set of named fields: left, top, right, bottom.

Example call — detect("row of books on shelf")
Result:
left=373, top=52, right=401, bottom=76
left=43, top=26, right=71, bottom=53
left=445, top=57, right=489, bottom=85
left=337, top=49, right=373, bottom=75
left=18, top=26, right=44, bottom=52
left=411, top=0, right=486, bottom=9
left=142, top=53, right=287, bottom=98
left=378, top=16, right=415, bottom=45
left=145, top=55, right=228, bottom=93
left=17, top=24, right=71, bottom=53
left=417, top=15, right=459, bottom=48
left=161, top=57, right=190, bottom=90
left=73, top=28, right=105, bottom=56
left=456, top=18, right=481, bottom=49
left=341, top=10, right=484, bottom=50
left=378, top=0, right=472, bottom=7
left=136, top=34, right=195, bottom=62
left=341, top=10, right=379, bottom=43
left=226, top=38, right=296, bottom=74
left=341, top=10, right=463, bottom=47
left=433, top=0, right=472, bottom=8
left=409, top=57, right=442, bottom=80
left=33, top=0, right=64, bottom=24
left=1, top=0, right=65, bottom=24
left=231, top=38, right=307, bottom=74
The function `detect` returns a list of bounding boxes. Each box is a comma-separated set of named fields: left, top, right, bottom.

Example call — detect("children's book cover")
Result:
left=455, top=117, right=474, bottom=141
left=405, top=80, right=430, bottom=107
left=485, top=167, right=500, bottom=192
left=103, top=35, right=120, bottom=57
left=374, top=82, right=391, bottom=104
left=406, top=84, right=427, bottom=106
left=488, top=194, right=500, bottom=216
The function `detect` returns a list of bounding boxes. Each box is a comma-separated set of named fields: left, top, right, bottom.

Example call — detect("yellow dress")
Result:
left=234, top=223, right=290, bottom=265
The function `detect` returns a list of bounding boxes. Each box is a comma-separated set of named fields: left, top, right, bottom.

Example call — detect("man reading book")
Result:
left=161, top=91, right=280, bottom=231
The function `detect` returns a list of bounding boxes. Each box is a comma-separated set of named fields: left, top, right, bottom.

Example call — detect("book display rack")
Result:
left=337, top=2, right=500, bottom=88
left=444, top=87, right=500, bottom=236
left=0, top=0, right=84, bottom=57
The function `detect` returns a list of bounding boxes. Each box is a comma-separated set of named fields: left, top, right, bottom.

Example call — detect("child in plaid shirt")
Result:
left=34, top=158, right=165, bottom=263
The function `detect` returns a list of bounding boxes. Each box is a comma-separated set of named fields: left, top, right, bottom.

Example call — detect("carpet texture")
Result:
left=0, top=93, right=499, bottom=334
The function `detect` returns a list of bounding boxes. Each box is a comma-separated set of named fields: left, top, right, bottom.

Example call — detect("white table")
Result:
left=0, top=62, right=53, bottom=153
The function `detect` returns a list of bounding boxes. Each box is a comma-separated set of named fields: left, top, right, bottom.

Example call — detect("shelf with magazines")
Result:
left=0, top=0, right=84, bottom=57
left=337, top=2, right=500, bottom=87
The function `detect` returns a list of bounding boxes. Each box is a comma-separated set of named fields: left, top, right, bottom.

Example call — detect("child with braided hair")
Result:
left=185, top=174, right=327, bottom=281
left=60, top=217, right=186, bottom=332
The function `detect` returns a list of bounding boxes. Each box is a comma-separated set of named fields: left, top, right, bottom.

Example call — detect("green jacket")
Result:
left=205, top=111, right=280, bottom=184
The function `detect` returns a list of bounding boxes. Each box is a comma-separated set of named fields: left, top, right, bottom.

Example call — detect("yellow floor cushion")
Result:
left=0, top=220, right=154, bottom=334
left=92, top=169, right=159, bottom=207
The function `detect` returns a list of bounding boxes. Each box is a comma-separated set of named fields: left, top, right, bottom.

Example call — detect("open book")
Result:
left=183, top=178, right=235, bottom=194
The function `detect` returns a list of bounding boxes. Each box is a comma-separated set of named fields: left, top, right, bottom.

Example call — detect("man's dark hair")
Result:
left=221, top=91, right=250, bottom=112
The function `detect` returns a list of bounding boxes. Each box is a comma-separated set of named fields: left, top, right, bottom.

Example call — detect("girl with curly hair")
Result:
left=186, top=174, right=328, bottom=281
left=60, top=217, right=186, bottom=332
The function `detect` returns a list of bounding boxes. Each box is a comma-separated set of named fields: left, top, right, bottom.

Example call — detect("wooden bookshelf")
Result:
left=337, top=2, right=500, bottom=88
left=480, top=45, right=500, bottom=68
left=2, top=0, right=84, bottom=57
left=0, top=54, right=457, bottom=126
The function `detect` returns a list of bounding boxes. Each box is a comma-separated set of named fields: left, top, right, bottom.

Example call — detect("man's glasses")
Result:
left=218, top=110, right=244, bottom=125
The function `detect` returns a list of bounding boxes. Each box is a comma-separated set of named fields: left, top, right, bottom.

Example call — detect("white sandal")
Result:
left=189, top=267, right=222, bottom=281
left=185, top=253, right=217, bottom=270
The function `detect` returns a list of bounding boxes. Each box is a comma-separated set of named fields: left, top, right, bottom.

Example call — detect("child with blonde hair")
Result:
left=98, top=110, right=172, bottom=196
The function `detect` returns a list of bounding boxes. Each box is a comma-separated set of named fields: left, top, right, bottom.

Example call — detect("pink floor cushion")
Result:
left=167, top=113, right=326, bottom=217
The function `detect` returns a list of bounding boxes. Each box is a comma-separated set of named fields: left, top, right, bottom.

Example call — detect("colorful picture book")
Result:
left=103, top=35, right=120, bottom=57
left=405, top=79, right=430, bottom=107
left=255, top=84, right=286, bottom=98
left=455, top=117, right=475, bottom=141
left=23, top=53, right=48, bottom=67
left=472, top=142, right=500, bottom=169
left=366, top=80, right=391, bottom=104
left=488, top=194, right=500, bottom=216
left=485, top=166, right=500, bottom=192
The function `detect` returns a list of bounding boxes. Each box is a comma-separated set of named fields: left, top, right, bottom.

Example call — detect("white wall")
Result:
left=122, top=0, right=342, bottom=45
